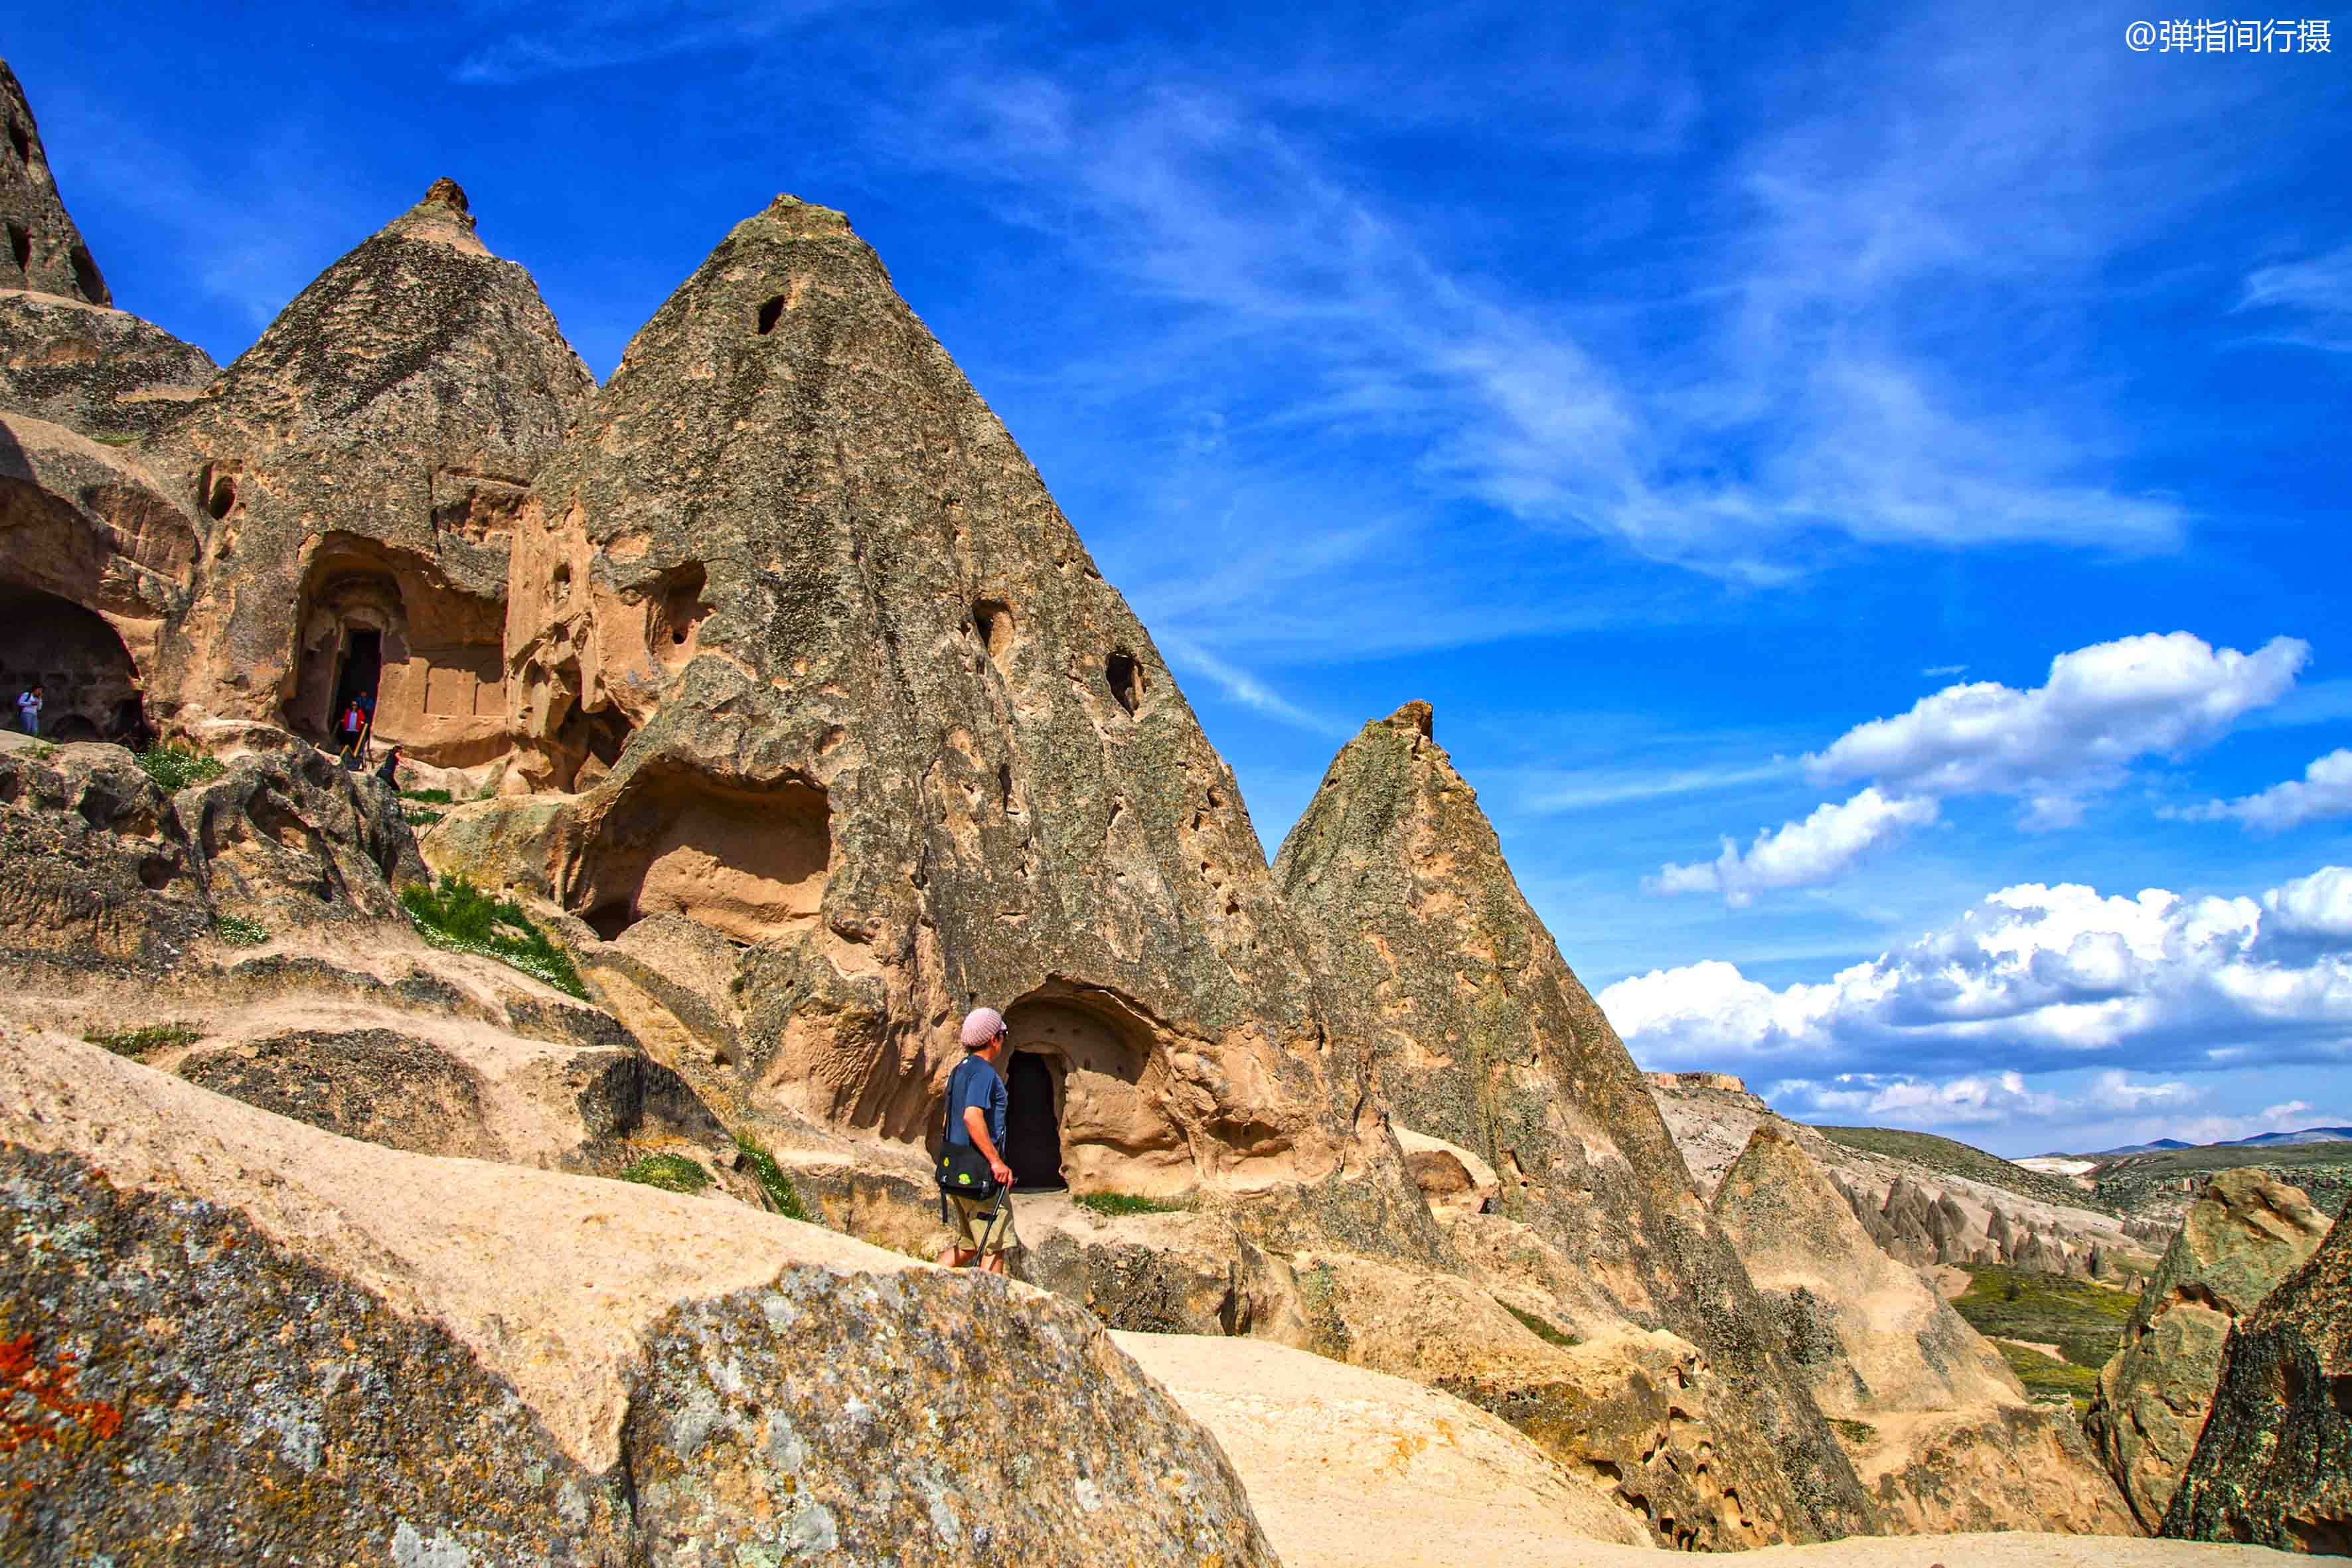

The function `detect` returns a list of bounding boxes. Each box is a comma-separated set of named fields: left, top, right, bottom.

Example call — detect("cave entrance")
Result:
left=0, top=581, right=142, bottom=742
left=330, top=629, right=382, bottom=730
left=1003, top=1051, right=1065, bottom=1190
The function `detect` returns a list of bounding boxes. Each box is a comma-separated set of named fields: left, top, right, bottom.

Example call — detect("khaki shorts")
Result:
left=947, top=1189, right=1018, bottom=1255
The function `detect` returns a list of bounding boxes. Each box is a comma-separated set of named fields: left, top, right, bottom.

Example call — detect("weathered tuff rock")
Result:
left=0, top=739, right=423, bottom=971
left=2090, top=1170, right=2334, bottom=1531
left=1711, top=1122, right=2136, bottom=1535
left=433, top=195, right=1435, bottom=1254
left=0, top=60, right=107, bottom=304
left=2163, top=1202, right=2352, bottom=1553
left=1271, top=703, right=1875, bottom=1547
left=0, top=1030, right=1277, bottom=1565
left=147, top=178, right=595, bottom=761
left=1, top=412, right=203, bottom=744
left=0, top=288, right=218, bottom=441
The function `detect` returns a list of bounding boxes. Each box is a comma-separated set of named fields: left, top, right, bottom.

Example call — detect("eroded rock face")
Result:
left=0, top=290, right=217, bottom=442
left=443, top=195, right=1433, bottom=1251
left=2088, top=1169, right=2334, bottom=1531
left=1711, top=1122, right=2135, bottom=1535
left=2162, top=1202, right=2352, bottom=1553
left=1271, top=703, right=1875, bottom=1547
left=148, top=178, right=594, bottom=761
left=0, top=1030, right=1278, bottom=1565
left=0, top=60, right=108, bottom=304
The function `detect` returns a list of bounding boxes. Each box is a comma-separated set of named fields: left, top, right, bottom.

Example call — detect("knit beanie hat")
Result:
left=959, top=1007, right=1005, bottom=1049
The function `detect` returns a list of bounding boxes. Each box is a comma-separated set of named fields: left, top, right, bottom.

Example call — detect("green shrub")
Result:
left=399, top=787, right=455, bottom=805
left=1829, top=1418, right=1878, bottom=1445
left=1071, top=1190, right=1186, bottom=1217
left=619, top=1153, right=710, bottom=1194
left=214, top=914, right=268, bottom=946
left=734, top=1131, right=811, bottom=1221
left=86, top=1024, right=200, bottom=1058
left=401, top=806, right=445, bottom=829
left=400, top=874, right=587, bottom=999
left=135, top=744, right=224, bottom=793
left=1502, top=1302, right=1579, bottom=1348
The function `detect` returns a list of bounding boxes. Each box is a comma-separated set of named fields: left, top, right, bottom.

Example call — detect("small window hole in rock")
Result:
left=68, top=244, right=103, bottom=302
left=1105, top=651, right=1144, bottom=716
left=204, top=472, right=236, bottom=520
left=7, top=222, right=28, bottom=275
left=6, top=123, right=27, bottom=165
left=973, top=598, right=1014, bottom=663
left=654, top=564, right=710, bottom=665
left=756, top=294, right=785, bottom=335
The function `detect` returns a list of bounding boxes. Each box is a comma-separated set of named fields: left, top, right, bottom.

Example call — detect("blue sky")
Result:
left=13, top=3, right=2348, bottom=1154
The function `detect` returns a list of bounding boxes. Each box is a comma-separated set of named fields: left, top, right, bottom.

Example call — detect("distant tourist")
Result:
left=935, top=1007, right=1018, bottom=1274
left=373, top=745, right=403, bottom=786
left=336, top=698, right=366, bottom=764
left=15, top=682, right=42, bottom=736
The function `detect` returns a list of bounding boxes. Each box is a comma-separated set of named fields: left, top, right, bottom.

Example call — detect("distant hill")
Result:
left=1816, top=1125, right=2111, bottom=1214
left=2225, top=1126, right=2352, bottom=1148
left=2088, top=1139, right=2352, bottom=1224
left=2091, top=1137, right=2195, bottom=1156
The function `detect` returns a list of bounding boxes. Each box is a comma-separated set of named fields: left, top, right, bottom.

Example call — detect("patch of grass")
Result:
left=619, top=1153, right=710, bottom=1194
left=90, top=432, right=139, bottom=446
left=401, top=806, right=445, bottom=829
left=1992, top=1339, right=2102, bottom=1417
left=400, top=874, right=587, bottom=1000
left=399, top=787, right=455, bottom=805
left=1503, top=1302, right=1579, bottom=1348
left=85, top=1024, right=200, bottom=1059
left=214, top=914, right=268, bottom=946
left=1071, top=1190, right=1186, bottom=1217
left=1818, top=1125, right=2112, bottom=1214
left=733, top=1131, right=810, bottom=1221
left=135, top=744, right=224, bottom=793
left=23, top=741, right=55, bottom=761
left=1952, top=1264, right=2136, bottom=1371
left=1829, top=1418, right=1878, bottom=1446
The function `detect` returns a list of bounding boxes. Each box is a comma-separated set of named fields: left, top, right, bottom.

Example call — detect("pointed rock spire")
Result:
left=151, top=179, right=595, bottom=755
left=447, top=193, right=1436, bottom=1245
left=0, top=59, right=108, bottom=303
left=1275, top=702, right=1875, bottom=1545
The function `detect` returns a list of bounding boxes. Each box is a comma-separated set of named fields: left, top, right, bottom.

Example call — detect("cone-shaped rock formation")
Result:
left=1712, top=1122, right=2136, bottom=1534
left=0, top=59, right=108, bottom=304
left=150, top=178, right=595, bottom=761
left=2162, top=1200, right=2352, bottom=1551
left=437, top=196, right=1435, bottom=1249
left=1273, top=701, right=1875, bottom=1546
left=2088, top=1168, right=2333, bottom=1531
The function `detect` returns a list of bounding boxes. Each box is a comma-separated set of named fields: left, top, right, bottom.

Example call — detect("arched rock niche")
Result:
left=0, top=581, right=143, bottom=742
left=289, top=535, right=507, bottom=765
left=565, top=767, right=831, bottom=945
left=1002, top=988, right=1190, bottom=1194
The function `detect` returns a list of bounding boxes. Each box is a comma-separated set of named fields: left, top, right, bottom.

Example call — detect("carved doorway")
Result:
left=1003, top=1051, right=1065, bottom=1190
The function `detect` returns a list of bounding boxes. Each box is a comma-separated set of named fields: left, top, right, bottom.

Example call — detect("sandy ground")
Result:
left=1114, top=1330, right=2307, bottom=1568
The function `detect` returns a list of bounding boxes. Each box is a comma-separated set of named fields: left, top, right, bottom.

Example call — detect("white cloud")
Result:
left=1605, top=868, right=2352, bottom=1081
left=1655, top=632, right=2308, bottom=902
left=1806, top=631, right=2310, bottom=809
left=2169, top=747, right=2352, bottom=834
left=1921, top=664, right=1968, bottom=678
left=1651, top=787, right=1939, bottom=906
left=2237, top=242, right=2352, bottom=353
left=2264, top=866, right=2352, bottom=939
left=1149, top=631, right=1341, bottom=738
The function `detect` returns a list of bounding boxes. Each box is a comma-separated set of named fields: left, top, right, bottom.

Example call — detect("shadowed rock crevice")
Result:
left=562, top=765, right=831, bottom=945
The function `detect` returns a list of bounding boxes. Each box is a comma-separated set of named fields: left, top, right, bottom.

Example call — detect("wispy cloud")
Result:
left=1150, top=631, right=1344, bottom=738
left=449, top=0, right=864, bottom=86
left=2237, top=242, right=2352, bottom=353
left=1519, top=759, right=1792, bottom=813
left=2168, top=747, right=2352, bottom=834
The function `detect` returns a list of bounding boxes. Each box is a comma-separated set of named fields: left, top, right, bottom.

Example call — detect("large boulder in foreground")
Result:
left=439, top=193, right=1433, bottom=1253
left=0, top=1028, right=1274, bottom=1564
left=2161, top=1202, right=2352, bottom=1553
left=2088, top=1168, right=2333, bottom=1531
left=1711, top=1122, right=2135, bottom=1535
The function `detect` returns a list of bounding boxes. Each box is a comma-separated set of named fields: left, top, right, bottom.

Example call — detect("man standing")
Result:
left=936, top=1006, right=1018, bottom=1274
left=15, top=682, right=41, bottom=736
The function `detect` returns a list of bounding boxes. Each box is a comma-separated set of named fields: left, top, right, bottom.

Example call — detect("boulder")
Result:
left=437, top=194, right=1434, bottom=1252
left=2162, top=1201, right=2352, bottom=1553
left=145, top=177, right=595, bottom=762
left=1711, top=1122, right=2136, bottom=1536
left=1272, top=703, right=1875, bottom=1547
left=0, top=1028, right=1276, bottom=1564
left=0, top=59, right=108, bottom=304
left=2088, top=1169, right=2334, bottom=1531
